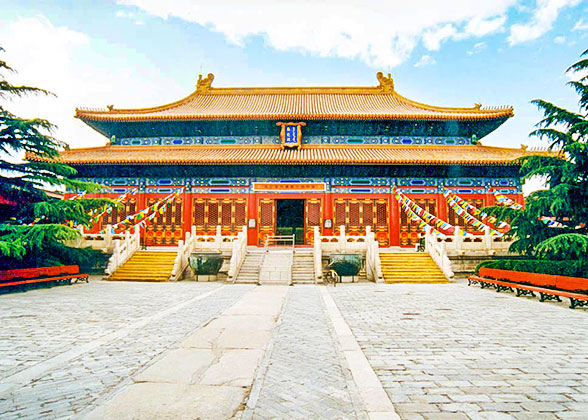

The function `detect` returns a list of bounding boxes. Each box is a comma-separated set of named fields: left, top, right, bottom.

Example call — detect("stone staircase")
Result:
left=234, top=249, right=264, bottom=284
left=108, top=251, right=177, bottom=282
left=292, top=250, right=315, bottom=284
left=380, top=252, right=448, bottom=284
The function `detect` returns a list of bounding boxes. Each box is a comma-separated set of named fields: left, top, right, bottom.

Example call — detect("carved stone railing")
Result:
left=313, top=226, right=322, bottom=283
left=170, top=226, right=246, bottom=281
left=105, top=229, right=140, bottom=276
left=425, top=228, right=454, bottom=280
left=434, top=226, right=513, bottom=256
left=169, top=227, right=196, bottom=282
left=364, top=226, right=384, bottom=283
left=69, top=225, right=122, bottom=253
left=227, top=226, right=248, bottom=282
left=319, top=226, right=369, bottom=253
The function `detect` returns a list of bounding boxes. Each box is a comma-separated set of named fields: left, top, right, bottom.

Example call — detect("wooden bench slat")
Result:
left=468, top=273, right=588, bottom=309
left=0, top=274, right=89, bottom=288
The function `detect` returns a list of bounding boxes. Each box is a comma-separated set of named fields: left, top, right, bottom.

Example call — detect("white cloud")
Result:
left=0, top=15, right=182, bottom=149
left=422, top=24, right=458, bottom=51
left=465, top=15, right=506, bottom=37
left=414, top=55, right=436, bottom=67
left=508, top=0, right=580, bottom=45
left=553, top=35, right=566, bottom=44
left=573, top=18, right=588, bottom=31
left=467, top=42, right=487, bottom=56
left=117, top=0, right=518, bottom=68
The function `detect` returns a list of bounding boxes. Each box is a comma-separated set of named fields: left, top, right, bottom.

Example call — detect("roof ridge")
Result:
left=74, top=73, right=513, bottom=120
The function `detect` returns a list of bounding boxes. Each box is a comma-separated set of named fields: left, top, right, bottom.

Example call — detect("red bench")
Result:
left=0, top=265, right=89, bottom=292
left=469, top=268, right=588, bottom=309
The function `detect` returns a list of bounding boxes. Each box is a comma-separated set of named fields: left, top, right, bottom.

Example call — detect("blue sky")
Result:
left=1, top=0, right=587, bottom=152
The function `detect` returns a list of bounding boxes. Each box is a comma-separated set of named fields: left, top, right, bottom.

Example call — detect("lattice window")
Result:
left=208, top=200, right=219, bottom=226
left=221, top=200, right=232, bottom=226
left=334, top=200, right=346, bottom=231
left=362, top=200, right=374, bottom=227
left=376, top=200, right=387, bottom=226
left=234, top=200, right=247, bottom=228
left=348, top=200, right=360, bottom=228
left=259, top=199, right=274, bottom=226
left=193, top=200, right=205, bottom=226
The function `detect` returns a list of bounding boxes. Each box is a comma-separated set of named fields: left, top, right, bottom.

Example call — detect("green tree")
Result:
left=0, top=47, right=113, bottom=270
left=484, top=49, right=588, bottom=260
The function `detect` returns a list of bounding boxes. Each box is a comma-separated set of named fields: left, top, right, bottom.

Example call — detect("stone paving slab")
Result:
left=330, top=283, right=588, bottom=420
left=84, top=383, right=247, bottom=420
left=0, top=281, right=251, bottom=420
left=83, top=286, right=288, bottom=420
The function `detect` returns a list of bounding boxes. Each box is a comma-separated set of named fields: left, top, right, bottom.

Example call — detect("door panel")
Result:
left=304, top=198, right=322, bottom=245
left=258, top=198, right=276, bottom=245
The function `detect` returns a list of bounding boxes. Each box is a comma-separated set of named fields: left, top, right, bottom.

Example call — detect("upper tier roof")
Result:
left=75, top=72, right=513, bottom=124
left=32, top=144, right=545, bottom=166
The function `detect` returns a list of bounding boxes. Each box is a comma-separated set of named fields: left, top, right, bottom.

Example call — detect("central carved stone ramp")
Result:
left=234, top=248, right=264, bottom=284
left=380, top=252, right=448, bottom=284
left=108, top=251, right=177, bottom=282
left=259, top=250, right=292, bottom=285
left=291, top=249, right=315, bottom=284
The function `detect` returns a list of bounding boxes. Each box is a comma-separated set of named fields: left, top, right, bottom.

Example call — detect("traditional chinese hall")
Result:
left=51, top=72, right=534, bottom=248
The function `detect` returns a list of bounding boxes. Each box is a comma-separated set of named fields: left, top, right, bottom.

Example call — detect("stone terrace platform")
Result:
left=0, top=280, right=586, bottom=419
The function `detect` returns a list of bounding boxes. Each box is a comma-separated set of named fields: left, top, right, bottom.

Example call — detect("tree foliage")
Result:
left=483, top=49, right=588, bottom=260
left=0, top=47, right=113, bottom=270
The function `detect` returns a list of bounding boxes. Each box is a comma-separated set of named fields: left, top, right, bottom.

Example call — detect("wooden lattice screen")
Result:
left=399, top=197, right=436, bottom=246
left=193, top=198, right=247, bottom=235
left=333, top=198, right=389, bottom=245
left=145, top=197, right=183, bottom=246
left=447, top=198, right=485, bottom=234
left=102, top=198, right=137, bottom=230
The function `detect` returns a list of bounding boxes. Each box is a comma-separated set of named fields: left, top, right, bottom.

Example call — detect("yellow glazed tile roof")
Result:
left=74, top=73, right=513, bottom=122
left=32, top=144, right=545, bottom=166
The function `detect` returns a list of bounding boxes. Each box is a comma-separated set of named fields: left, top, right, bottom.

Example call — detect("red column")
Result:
left=182, top=186, right=192, bottom=238
left=437, top=192, right=448, bottom=222
left=390, top=191, right=400, bottom=246
left=247, top=192, right=257, bottom=246
left=323, top=191, right=333, bottom=236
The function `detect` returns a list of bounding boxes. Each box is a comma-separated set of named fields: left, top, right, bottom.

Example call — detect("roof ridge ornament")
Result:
left=196, top=73, right=214, bottom=93
left=376, top=72, right=394, bottom=93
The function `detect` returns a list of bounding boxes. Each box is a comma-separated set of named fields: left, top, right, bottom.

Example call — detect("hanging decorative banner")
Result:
left=106, top=188, right=184, bottom=234
left=392, top=187, right=456, bottom=235
left=493, top=190, right=523, bottom=210
left=443, top=190, right=508, bottom=235
left=492, top=190, right=571, bottom=228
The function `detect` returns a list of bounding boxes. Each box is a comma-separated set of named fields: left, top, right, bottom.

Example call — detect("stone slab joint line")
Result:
left=239, top=286, right=290, bottom=420
left=320, top=287, right=401, bottom=420
left=0, top=284, right=226, bottom=397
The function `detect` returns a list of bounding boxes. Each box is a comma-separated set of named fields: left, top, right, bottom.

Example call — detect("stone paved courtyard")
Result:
left=0, top=279, right=586, bottom=419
